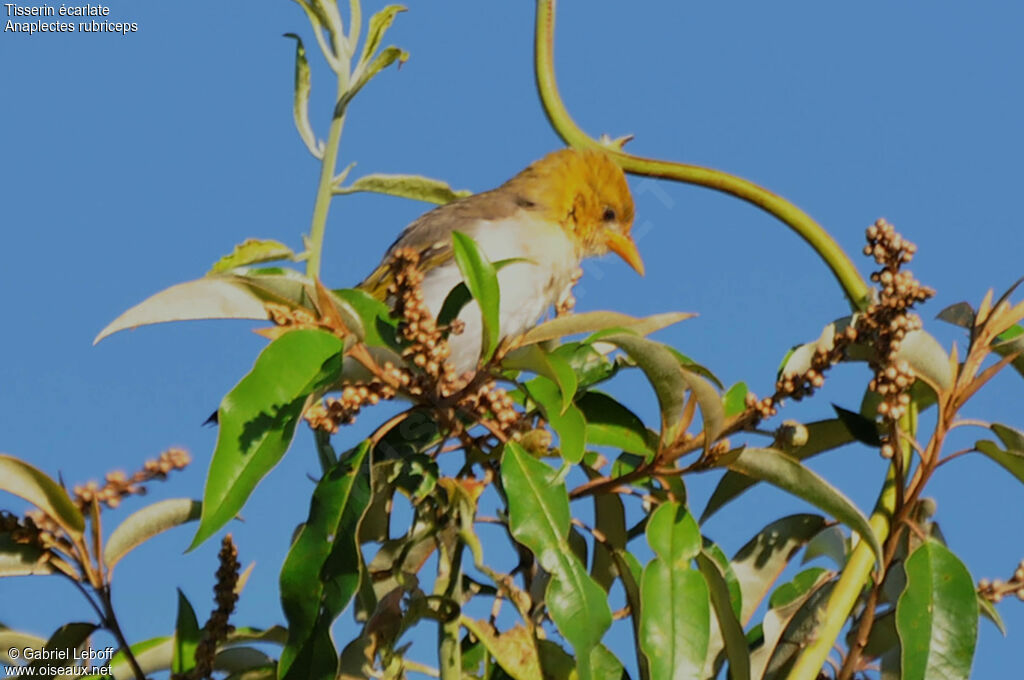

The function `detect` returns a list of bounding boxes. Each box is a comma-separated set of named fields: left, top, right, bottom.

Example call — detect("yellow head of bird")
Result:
left=503, top=148, right=644, bottom=275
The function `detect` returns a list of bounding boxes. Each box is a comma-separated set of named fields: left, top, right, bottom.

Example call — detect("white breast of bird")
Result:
left=418, top=214, right=579, bottom=374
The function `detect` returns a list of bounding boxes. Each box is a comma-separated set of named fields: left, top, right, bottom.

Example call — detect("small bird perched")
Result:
left=359, top=147, right=644, bottom=374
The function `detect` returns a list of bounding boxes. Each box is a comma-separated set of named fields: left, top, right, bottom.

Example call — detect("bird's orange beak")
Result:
left=605, top=231, right=645, bottom=276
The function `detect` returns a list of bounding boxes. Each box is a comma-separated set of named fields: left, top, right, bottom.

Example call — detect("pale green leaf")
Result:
left=209, top=239, right=298, bottom=275
left=702, top=418, right=856, bottom=522
left=697, top=551, right=750, bottom=680
left=751, top=570, right=835, bottom=679
left=721, top=448, right=882, bottom=567
left=357, top=5, right=406, bottom=67
left=93, top=278, right=269, bottom=344
left=730, top=514, right=827, bottom=626
left=104, top=499, right=201, bottom=569
left=516, top=310, right=692, bottom=348
left=334, top=172, right=471, bottom=205
left=336, top=46, right=407, bottom=116
left=0, top=629, right=47, bottom=665
left=460, top=620, right=541, bottom=680
left=896, top=329, right=953, bottom=394
left=283, top=33, right=320, bottom=158
left=974, top=439, right=1024, bottom=485
left=0, top=455, right=84, bottom=539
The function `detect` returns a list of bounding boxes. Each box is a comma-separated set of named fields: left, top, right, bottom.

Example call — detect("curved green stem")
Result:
left=534, top=0, right=871, bottom=311
left=306, top=77, right=349, bottom=280
left=785, top=468, right=895, bottom=680
left=788, top=404, right=916, bottom=680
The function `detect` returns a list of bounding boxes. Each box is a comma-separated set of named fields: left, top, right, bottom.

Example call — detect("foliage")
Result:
left=3, top=2, right=1023, bottom=680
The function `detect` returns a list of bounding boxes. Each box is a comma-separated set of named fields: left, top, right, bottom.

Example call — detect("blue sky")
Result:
left=3, top=1, right=1023, bottom=677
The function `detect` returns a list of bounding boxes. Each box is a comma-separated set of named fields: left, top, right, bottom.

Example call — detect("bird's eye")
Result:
left=602, top=207, right=617, bottom=222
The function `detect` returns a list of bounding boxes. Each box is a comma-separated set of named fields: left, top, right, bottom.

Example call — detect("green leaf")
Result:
left=536, top=639, right=577, bottom=680
left=503, top=345, right=577, bottom=413
left=897, top=540, right=978, bottom=680
left=896, top=329, right=953, bottom=394
left=330, top=288, right=394, bottom=347
left=232, top=268, right=313, bottom=307
left=936, top=301, right=975, bottom=329
left=214, top=647, right=275, bottom=675
left=104, top=498, right=201, bottom=569
left=978, top=593, right=1006, bottom=636
left=279, top=441, right=372, bottom=680
left=802, top=524, right=849, bottom=569
left=460, top=620, right=542, bottom=680
left=83, top=635, right=173, bottom=679
left=357, top=5, right=406, bottom=67
left=678, top=363, right=726, bottom=449
left=701, top=541, right=742, bottom=619
left=993, top=323, right=1024, bottom=381
left=27, top=623, right=98, bottom=679
left=93, top=277, right=269, bottom=344
left=640, top=501, right=710, bottom=680
left=516, top=310, right=692, bottom=348
left=778, top=318, right=849, bottom=378
left=646, top=501, right=701, bottom=563
left=0, top=535, right=54, bottom=577
left=666, top=348, right=724, bottom=390
left=720, top=448, right=882, bottom=567
left=282, top=34, right=321, bottom=159
left=723, top=382, right=749, bottom=417
left=832, top=403, right=881, bottom=446
left=702, top=418, right=856, bottom=521
left=210, top=239, right=298, bottom=274
left=587, top=469, right=627, bottom=593
left=334, top=172, right=471, bottom=205
left=992, top=422, right=1024, bottom=451
left=557, top=342, right=617, bottom=389
left=697, top=551, right=750, bottom=680
left=0, top=454, right=84, bottom=538
left=995, top=322, right=1024, bottom=344
left=292, top=0, right=333, bottom=40
left=588, top=644, right=625, bottom=680
left=437, top=257, right=527, bottom=330
left=602, top=333, right=721, bottom=445
left=729, top=514, right=827, bottom=625
left=854, top=608, right=899, bottom=663
left=0, top=628, right=47, bottom=665
left=768, top=567, right=828, bottom=608
left=451, top=230, right=501, bottom=362
left=226, top=626, right=289, bottom=647
left=974, top=439, right=1024, bottom=485
left=577, top=391, right=656, bottom=458
left=524, top=377, right=585, bottom=464
left=190, top=329, right=344, bottom=550
left=172, top=589, right=201, bottom=675
left=501, top=444, right=612, bottom=670
left=336, top=46, right=408, bottom=117
left=751, top=570, right=835, bottom=679
left=608, top=549, right=650, bottom=679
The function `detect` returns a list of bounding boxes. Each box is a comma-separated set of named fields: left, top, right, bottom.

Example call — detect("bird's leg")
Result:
left=555, top=267, right=584, bottom=317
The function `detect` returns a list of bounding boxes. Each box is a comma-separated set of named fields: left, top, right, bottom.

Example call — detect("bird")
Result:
left=358, top=147, right=644, bottom=375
